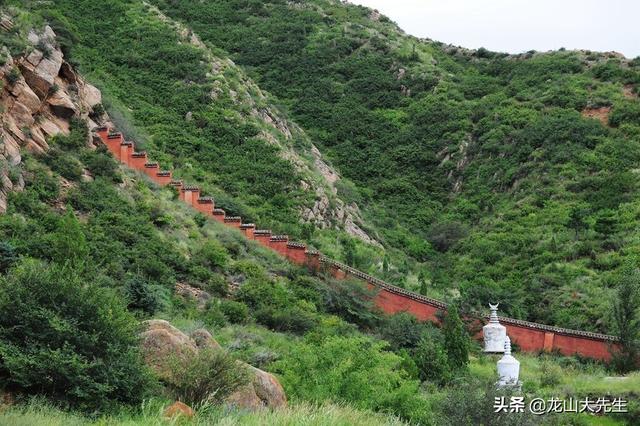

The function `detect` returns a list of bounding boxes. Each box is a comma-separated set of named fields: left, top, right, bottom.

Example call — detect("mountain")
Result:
left=1, top=1, right=639, bottom=424
left=145, top=0, right=640, bottom=332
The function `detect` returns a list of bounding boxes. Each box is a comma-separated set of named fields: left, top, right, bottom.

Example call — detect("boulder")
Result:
left=19, top=27, right=63, bottom=100
left=225, top=364, right=287, bottom=410
left=39, top=118, right=62, bottom=137
left=163, top=401, right=194, bottom=419
left=29, top=126, right=49, bottom=151
left=2, top=133, right=21, bottom=166
left=140, top=319, right=197, bottom=379
left=191, top=328, right=222, bottom=350
left=250, top=365, right=287, bottom=408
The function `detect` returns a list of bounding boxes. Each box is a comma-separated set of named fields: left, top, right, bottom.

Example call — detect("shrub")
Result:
left=611, top=261, right=640, bottom=373
left=0, top=242, right=18, bottom=273
left=164, top=348, right=248, bottom=406
left=6, top=68, right=20, bottom=85
left=426, top=221, right=468, bottom=252
left=204, top=302, right=227, bottom=328
left=413, top=332, right=451, bottom=385
left=81, top=148, right=120, bottom=181
left=378, top=312, right=425, bottom=351
left=0, top=260, right=155, bottom=411
left=255, top=303, right=318, bottom=334
left=319, top=278, right=381, bottom=328
left=44, top=148, right=83, bottom=181
left=220, top=300, right=249, bottom=324
left=274, top=335, right=430, bottom=423
left=124, top=275, right=159, bottom=314
left=197, top=240, right=229, bottom=269
left=538, top=359, right=562, bottom=387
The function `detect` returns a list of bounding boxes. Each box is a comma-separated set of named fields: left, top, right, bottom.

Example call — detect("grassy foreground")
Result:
left=0, top=399, right=405, bottom=426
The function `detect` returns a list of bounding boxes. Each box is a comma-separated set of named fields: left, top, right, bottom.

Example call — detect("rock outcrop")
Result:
left=139, top=319, right=287, bottom=410
left=0, top=23, right=102, bottom=212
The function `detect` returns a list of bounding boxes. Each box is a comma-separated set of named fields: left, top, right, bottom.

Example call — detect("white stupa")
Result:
left=496, top=336, right=521, bottom=388
left=483, top=303, right=506, bottom=353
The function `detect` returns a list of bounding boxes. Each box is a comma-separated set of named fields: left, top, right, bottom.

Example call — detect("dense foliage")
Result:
left=1, top=0, right=639, bottom=423
left=0, top=260, right=155, bottom=411
left=148, top=0, right=640, bottom=333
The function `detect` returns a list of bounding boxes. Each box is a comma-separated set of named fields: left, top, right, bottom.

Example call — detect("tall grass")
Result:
left=0, top=399, right=406, bottom=426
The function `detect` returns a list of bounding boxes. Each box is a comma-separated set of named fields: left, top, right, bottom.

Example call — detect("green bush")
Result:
left=124, top=275, right=159, bottom=315
left=81, top=148, right=121, bottom=182
left=6, top=68, right=20, bottom=85
left=197, top=240, right=229, bottom=269
left=0, top=260, right=155, bottom=411
left=0, top=241, right=18, bottom=273
left=413, top=330, right=452, bottom=385
left=377, top=312, right=425, bottom=351
left=164, top=348, right=248, bottom=406
left=204, top=302, right=227, bottom=328
left=220, top=300, right=249, bottom=324
left=44, top=148, right=83, bottom=181
left=442, top=305, right=470, bottom=372
left=274, top=335, right=430, bottom=423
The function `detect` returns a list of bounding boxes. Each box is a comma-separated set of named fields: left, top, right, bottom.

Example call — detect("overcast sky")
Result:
left=350, top=0, right=640, bottom=58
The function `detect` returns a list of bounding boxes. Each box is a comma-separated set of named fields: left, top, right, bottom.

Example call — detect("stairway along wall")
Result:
left=95, top=127, right=620, bottom=362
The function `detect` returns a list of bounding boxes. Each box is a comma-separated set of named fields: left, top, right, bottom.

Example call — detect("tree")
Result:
left=442, top=305, right=470, bottom=372
left=342, top=238, right=356, bottom=267
left=50, top=208, right=89, bottom=266
left=414, top=330, right=451, bottom=385
left=568, top=205, right=590, bottom=239
left=612, top=262, right=640, bottom=373
left=0, top=242, right=18, bottom=273
left=0, top=260, right=155, bottom=411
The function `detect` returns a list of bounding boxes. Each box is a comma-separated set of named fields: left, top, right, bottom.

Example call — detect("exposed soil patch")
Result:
left=581, top=106, right=610, bottom=125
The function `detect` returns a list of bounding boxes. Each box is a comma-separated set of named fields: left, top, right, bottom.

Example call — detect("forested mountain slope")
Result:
left=8, top=0, right=640, bottom=333
left=147, top=0, right=640, bottom=333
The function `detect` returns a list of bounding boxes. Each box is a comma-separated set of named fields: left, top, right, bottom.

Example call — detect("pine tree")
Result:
left=442, top=304, right=470, bottom=371
left=612, top=262, right=640, bottom=373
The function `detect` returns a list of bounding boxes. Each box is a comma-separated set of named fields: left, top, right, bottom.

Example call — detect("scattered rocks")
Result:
left=175, top=282, right=211, bottom=307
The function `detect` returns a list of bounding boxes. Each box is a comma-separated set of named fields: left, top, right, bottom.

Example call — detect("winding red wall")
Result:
left=94, top=126, right=620, bottom=362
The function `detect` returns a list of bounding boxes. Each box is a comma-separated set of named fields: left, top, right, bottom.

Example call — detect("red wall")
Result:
left=95, top=126, right=619, bottom=362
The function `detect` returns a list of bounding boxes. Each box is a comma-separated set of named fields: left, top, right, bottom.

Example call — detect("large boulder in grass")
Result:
left=226, top=364, right=287, bottom=410
left=139, top=319, right=287, bottom=410
left=140, top=320, right=198, bottom=379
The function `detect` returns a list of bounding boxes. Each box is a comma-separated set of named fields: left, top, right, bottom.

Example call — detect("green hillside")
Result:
left=1, top=0, right=639, bottom=424
left=144, top=0, right=640, bottom=332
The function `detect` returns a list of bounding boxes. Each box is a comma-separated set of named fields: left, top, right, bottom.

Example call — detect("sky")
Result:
left=349, top=0, right=640, bottom=58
